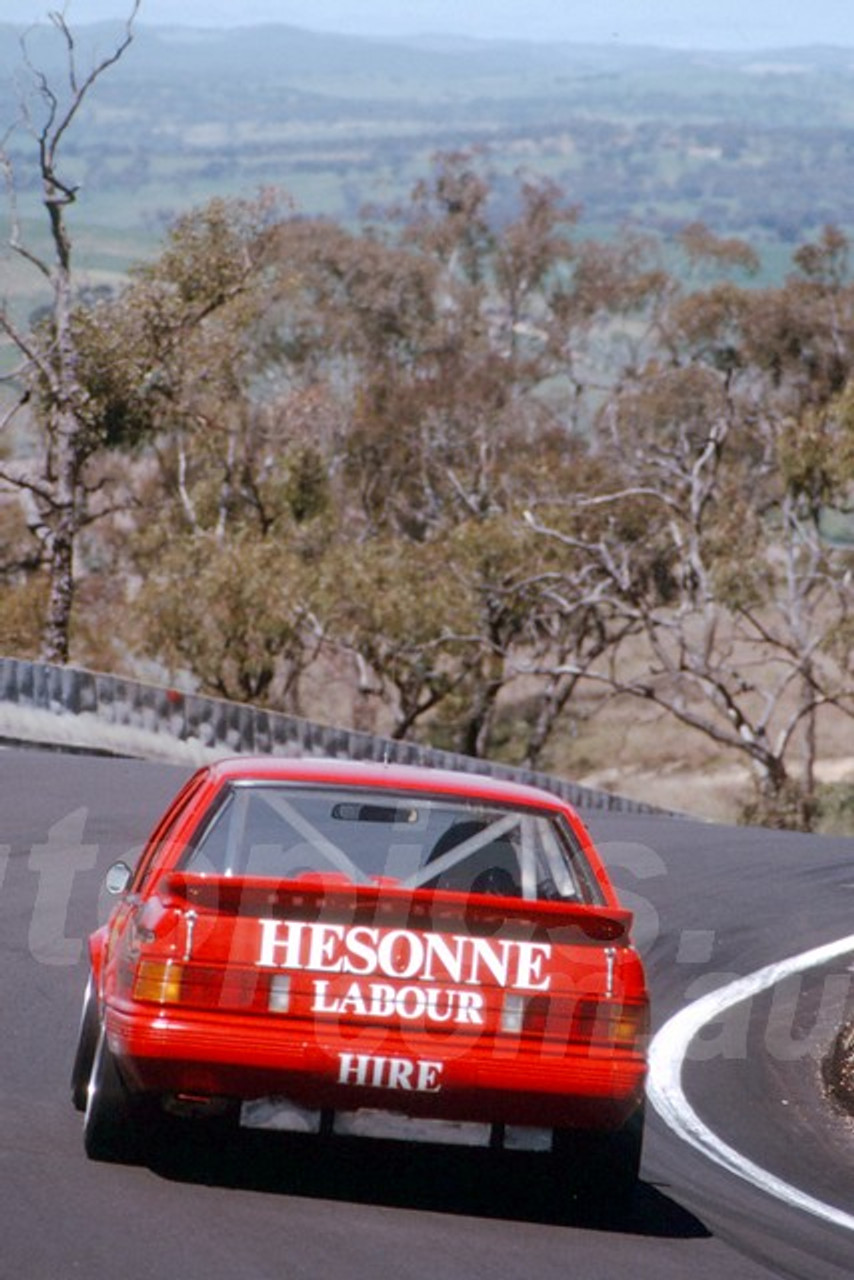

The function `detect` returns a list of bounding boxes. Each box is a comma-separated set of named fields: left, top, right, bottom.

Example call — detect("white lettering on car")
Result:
left=311, top=979, right=485, bottom=1024
left=337, top=1052, right=444, bottom=1093
left=257, top=921, right=550, bottom=1028
left=257, top=920, right=552, bottom=990
left=257, top=917, right=306, bottom=969
left=343, top=925, right=380, bottom=976
left=307, top=922, right=345, bottom=972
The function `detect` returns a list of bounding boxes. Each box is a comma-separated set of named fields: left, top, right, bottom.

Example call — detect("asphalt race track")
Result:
left=1, top=746, right=852, bottom=1280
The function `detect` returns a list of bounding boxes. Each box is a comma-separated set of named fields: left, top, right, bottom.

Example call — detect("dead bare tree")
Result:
left=0, top=3, right=140, bottom=662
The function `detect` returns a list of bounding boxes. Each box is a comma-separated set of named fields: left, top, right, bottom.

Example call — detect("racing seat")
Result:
left=423, top=820, right=521, bottom=897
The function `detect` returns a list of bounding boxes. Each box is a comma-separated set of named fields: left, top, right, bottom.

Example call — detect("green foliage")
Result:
left=138, top=531, right=318, bottom=708
left=814, top=782, right=854, bottom=836
left=285, top=446, right=331, bottom=525
left=64, top=300, right=162, bottom=450
left=0, top=578, right=46, bottom=657
left=738, top=781, right=817, bottom=833
left=133, top=195, right=279, bottom=310
left=316, top=536, right=473, bottom=739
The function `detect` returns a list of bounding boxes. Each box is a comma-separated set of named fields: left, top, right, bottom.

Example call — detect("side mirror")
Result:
left=104, top=861, right=132, bottom=896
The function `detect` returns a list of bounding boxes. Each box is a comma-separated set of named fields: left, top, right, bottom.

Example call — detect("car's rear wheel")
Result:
left=70, top=973, right=99, bottom=1112
left=83, top=1028, right=145, bottom=1163
left=552, top=1102, right=644, bottom=1213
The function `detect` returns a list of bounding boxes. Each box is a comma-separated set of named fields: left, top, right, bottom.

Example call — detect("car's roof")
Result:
left=204, top=756, right=572, bottom=813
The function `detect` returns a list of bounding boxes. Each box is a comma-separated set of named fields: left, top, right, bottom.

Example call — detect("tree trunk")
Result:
left=40, top=402, right=84, bottom=665
left=42, top=521, right=75, bottom=664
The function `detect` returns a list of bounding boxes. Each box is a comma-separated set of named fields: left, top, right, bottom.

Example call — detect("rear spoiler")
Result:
left=161, top=872, right=633, bottom=944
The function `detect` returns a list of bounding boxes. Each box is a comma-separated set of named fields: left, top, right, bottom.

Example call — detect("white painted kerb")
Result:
left=647, top=934, right=854, bottom=1232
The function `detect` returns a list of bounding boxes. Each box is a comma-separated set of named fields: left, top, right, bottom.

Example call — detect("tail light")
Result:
left=573, top=997, right=649, bottom=1051
left=133, top=959, right=182, bottom=1004
left=612, top=1000, right=650, bottom=1050
left=127, top=959, right=263, bottom=1011
left=499, top=992, right=648, bottom=1052
left=499, top=992, right=560, bottom=1040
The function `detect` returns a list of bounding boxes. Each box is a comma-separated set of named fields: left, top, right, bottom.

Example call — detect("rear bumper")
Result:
left=105, top=1003, right=646, bottom=1132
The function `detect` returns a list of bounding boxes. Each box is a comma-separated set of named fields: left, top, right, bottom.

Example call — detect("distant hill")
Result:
left=2, top=22, right=854, bottom=282
left=6, top=22, right=853, bottom=89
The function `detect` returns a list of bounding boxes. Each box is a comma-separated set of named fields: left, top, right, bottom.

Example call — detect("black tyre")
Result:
left=70, top=973, right=99, bottom=1112
left=83, top=1028, right=144, bottom=1163
left=553, top=1102, right=644, bottom=1212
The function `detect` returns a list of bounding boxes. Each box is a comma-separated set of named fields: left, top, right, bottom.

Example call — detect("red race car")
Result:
left=72, top=758, right=649, bottom=1199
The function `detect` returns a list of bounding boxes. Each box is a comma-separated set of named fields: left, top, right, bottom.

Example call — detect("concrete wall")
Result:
left=0, top=656, right=663, bottom=814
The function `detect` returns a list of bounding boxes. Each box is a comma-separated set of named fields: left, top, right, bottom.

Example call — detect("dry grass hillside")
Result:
left=553, top=694, right=854, bottom=830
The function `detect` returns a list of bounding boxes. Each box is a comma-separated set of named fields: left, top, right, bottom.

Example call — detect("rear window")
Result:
left=180, top=783, right=603, bottom=905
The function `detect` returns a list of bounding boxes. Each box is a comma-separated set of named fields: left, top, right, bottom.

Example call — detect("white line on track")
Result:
left=646, top=933, right=854, bottom=1233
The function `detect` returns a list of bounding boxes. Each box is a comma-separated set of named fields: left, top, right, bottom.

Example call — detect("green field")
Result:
left=2, top=22, right=854, bottom=291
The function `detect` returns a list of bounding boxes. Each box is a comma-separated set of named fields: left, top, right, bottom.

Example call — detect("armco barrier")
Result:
left=0, top=656, right=663, bottom=814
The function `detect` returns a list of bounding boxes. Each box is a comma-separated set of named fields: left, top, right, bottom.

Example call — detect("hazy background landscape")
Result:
left=5, top=0, right=854, bottom=46
left=3, top=3, right=854, bottom=316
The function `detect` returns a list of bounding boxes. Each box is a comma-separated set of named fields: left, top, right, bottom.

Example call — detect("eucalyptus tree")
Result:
left=138, top=529, right=324, bottom=711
